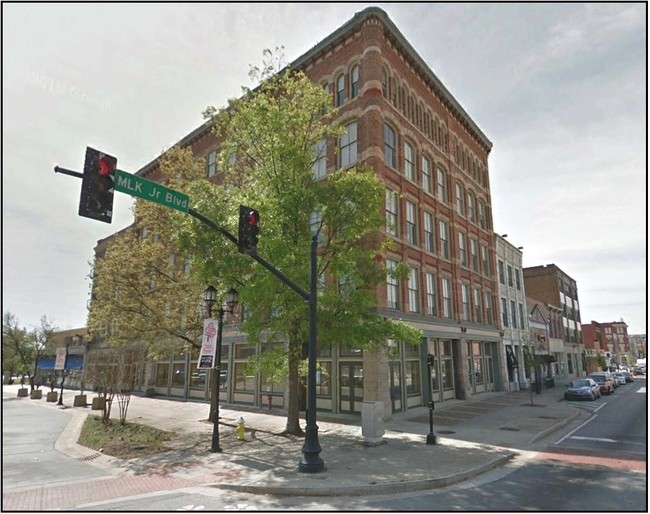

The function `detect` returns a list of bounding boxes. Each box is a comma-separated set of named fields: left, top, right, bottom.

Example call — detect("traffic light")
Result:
left=78, top=147, right=116, bottom=223
left=238, top=205, right=260, bottom=254
left=426, top=353, right=434, bottom=366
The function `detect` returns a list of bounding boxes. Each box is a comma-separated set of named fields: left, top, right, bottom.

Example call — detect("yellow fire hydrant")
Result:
left=236, top=416, right=246, bottom=441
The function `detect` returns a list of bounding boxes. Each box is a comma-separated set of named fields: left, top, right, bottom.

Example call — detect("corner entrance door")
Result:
left=339, top=363, right=363, bottom=413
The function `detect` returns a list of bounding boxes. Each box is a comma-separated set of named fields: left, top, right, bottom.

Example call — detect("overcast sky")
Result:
left=2, top=3, right=647, bottom=335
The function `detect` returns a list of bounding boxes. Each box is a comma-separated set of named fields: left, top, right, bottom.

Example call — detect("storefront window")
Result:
left=171, top=362, right=185, bottom=387
left=442, top=359, right=454, bottom=389
left=316, top=362, right=332, bottom=396
left=405, top=360, right=421, bottom=395
left=235, top=344, right=256, bottom=360
left=340, top=347, right=363, bottom=357
left=234, top=362, right=255, bottom=391
left=260, top=371, right=285, bottom=394
left=189, top=363, right=207, bottom=390
left=155, top=363, right=169, bottom=387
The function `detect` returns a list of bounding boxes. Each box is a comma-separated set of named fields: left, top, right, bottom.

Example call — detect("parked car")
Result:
left=612, top=372, right=627, bottom=386
left=633, top=366, right=645, bottom=376
left=588, top=373, right=615, bottom=395
left=564, top=378, right=601, bottom=401
left=621, top=371, right=634, bottom=383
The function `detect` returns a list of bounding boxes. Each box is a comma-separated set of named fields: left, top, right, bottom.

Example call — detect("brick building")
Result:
left=93, top=6, right=504, bottom=415
left=522, top=264, right=584, bottom=377
left=582, top=320, right=631, bottom=369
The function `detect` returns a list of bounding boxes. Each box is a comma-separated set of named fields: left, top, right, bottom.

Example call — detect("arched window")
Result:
left=381, top=69, right=388, bottom=98
left=401, top=84, right=407, bottom=114
left=336, top=74, right=345, bottom=107
left=391, top=77, right=398, bottom=107
left=350, top=64, right=360, bottom=99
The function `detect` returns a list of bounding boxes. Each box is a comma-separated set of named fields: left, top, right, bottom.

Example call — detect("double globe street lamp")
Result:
left=203, top=286, right=239, bottom=453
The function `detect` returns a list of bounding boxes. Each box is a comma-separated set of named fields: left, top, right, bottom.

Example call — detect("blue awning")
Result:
left=37, top=354, right=84, bottom=371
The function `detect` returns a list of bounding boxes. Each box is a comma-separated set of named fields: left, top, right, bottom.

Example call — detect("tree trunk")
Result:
left=283, top=339, right=303, bottom=435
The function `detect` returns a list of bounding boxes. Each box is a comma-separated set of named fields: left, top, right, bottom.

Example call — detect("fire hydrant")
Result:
left=236, top=416, right=245, bottom=441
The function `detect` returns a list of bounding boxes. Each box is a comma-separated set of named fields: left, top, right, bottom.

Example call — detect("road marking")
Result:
left=637, top=387, right=646, bottom=393
left=570, top=436, right=617, bottom=443
left=554, top=414, right=597, bottom=445
left=593, top=402, right=607, bottom=413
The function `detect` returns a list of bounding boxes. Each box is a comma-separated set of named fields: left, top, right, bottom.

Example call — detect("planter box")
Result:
left=17, top=388, right=29, bottom=398
left=73, top=394, right=88, bottom=407
left=46, top=391, right=58, bottom=402
left=30, top=390, right=43, bottom=400
left=91, top=397, right=106, bottom=410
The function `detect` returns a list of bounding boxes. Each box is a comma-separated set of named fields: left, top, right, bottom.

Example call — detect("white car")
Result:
left=611, top=372, right=627, bottom=386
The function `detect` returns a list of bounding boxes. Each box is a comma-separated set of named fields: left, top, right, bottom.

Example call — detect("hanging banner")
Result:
left=54, top=347, right=67, bottom=370
left=197, top=318, right=219, bottom=369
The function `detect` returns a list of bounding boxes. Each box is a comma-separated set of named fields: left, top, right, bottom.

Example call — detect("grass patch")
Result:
left=78, top=414, right=176, bottom=459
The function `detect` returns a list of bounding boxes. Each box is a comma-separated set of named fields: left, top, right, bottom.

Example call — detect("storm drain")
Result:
left=538, top=415, right=558, bottom=419
left=77, top=453, right=101, bottom=462
left=499, top=427, right=521, bottom=432
left=436, top=430, right=456, bottom=435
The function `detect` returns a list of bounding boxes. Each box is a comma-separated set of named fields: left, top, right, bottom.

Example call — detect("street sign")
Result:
left=114, top=169, right=189, bottom=213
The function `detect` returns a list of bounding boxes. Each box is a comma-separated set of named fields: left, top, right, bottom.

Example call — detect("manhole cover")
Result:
left=436, top=430, right=456, bottom=434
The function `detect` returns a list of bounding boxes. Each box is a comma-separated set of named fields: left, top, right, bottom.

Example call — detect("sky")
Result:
left=2, top=3, right=647, bottom=335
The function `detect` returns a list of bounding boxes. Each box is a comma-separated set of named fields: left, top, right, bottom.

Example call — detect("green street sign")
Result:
left=114, top=170, right=189, bottom=213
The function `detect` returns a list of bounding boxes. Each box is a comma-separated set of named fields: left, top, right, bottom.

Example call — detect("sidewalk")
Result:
left=2, top=379, right=583, bottom=504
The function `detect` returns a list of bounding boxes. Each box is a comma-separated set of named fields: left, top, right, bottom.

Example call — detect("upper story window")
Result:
left=485, top=292, right=494, bottom=325
left=406, top=200, right=418, bottom=245
left=461, top=284, right=470, bottom=321
left=390, top=77, right=398, bottom=107
left=426, top=272, right=437, bottom=316
left=404, top=141, right=415, bottom=181
left=422, top=155, right=432, bottom=194
left=423, top=211, right=435, bottom=253
left=339, top=121, right=357, bottom=168
left=458, top=232, right=467, bottom=267
left=481, top=245, right=490, bottom=276
left=439, top=220, right=449, bottom=259
left=515, top=269, right=521, bottom=290
left=206, top=149, right=218, bottom=178
left=474, top=288, right=483, bottom=323
left=384, top=124, right=397, bottom=168
left=507, top=265, right=513, bottom=287
left=381, top=69, right=388, bottom=98
left=478, top=200, right=486, bottom=229
left=467, top=191, right=476, bottom=223
left=441, top=277, right=452, bottom=318
left=350, top=64, right=359, bottom=99
left=336, top=74, right=345, bottom=106
left=385, top=189, right=399, bottom=237
left=455, top=183, right=465, bottom=216
left=498, top=260, right=505, bottom=285
left=386, top=259, right=399, bottom=310
left=501, top=297, right=509, bottom=327
left=312, top=139, right=327, bottom=179
left=471, top=239, right=479, bottom=272
left=436, top=167, right=447, bottom=203
left=408, top=267, right=420, bottom=313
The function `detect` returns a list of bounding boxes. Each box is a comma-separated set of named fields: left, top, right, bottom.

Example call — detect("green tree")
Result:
left=2, top=313, right=54, bottom=391
left=140, top=52, right=422, bottom=435
left=86, top=148, right=207, bottom=359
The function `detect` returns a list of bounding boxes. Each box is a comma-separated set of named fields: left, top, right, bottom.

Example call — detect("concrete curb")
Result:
left=211, top=452, right=515, bottom=496
left=527, top=409, right=579, bottom=444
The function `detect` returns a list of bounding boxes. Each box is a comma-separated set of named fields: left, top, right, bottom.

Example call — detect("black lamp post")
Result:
left=425, top=353, right=438, bottom=445
left=204, top=285, right=239, bottom=453
left=57, top=341, right=70, bottom=406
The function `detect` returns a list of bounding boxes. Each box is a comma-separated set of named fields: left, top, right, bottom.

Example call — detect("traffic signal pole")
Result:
left=57, top=159, right=325, bottom=472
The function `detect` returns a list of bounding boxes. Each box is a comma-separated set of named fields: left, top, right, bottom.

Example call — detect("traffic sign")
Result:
left=114, top=170, right=189, bottom=213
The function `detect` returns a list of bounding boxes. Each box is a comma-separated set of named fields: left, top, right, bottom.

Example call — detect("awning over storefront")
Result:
left=37, top=354, right=84, bottom=370
left=538, top=354, right=557, bottom=363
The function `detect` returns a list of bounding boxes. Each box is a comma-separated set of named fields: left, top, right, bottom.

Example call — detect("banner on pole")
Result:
left=197, top=318, right=219, bottom=369
left=54, top=347, right=67, bottom=370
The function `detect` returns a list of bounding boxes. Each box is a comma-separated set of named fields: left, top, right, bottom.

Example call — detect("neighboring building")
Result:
left=90, top=6, right=504, bottom=415
left=582, top=320, right=631, bottom=369
left=494, top=234, right=529, bottom=391
left=37, top=328, right=88, bottom=389
left=523, top=264, right=584, bottom=378
left=526, top=297, right=564, bottom=381
left=629, top=334, right=646, bottom=361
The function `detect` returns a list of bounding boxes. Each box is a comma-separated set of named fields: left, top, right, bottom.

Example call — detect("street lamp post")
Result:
left=425, top=353, right=438, bottom=445
left=204, top=286, right=239, bottom=453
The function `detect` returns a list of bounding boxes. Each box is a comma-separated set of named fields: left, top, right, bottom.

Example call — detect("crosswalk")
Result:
left=563, top=400, right=607, bottom=412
